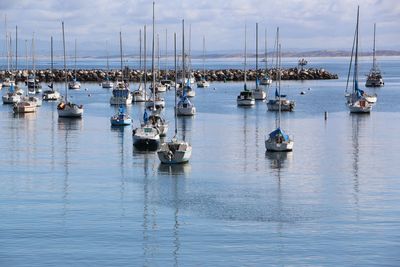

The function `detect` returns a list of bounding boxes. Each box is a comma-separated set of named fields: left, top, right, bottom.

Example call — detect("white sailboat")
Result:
left=110, top=32, right=132, bottom=105
left=2, top=83, right=22, bottom=104
left=267, top=28, right=295, bottom=112
left=145, top=24, right=165, bottom=110
left=346, top=7, right=374, bottom=113
left=197, top=36, right=210, bottom=88
left=68, top=39, right=81, bottom=90
left=158, top=32, right=192, bottom=164
left=43, top=36, right=61, bottom=101
left=133, top=2, right=165, bottom=151
left=237, top=24, right=255, bottom=106
left=265, top=43, right=294, bottom=152
left=365, top=23, right=384, bottom=88
left=260, top=28, right=273, bottom=86
left=177, top=20, right=196, bottom=116
left=57, top=22, right=83, bottom=118
left=132, top=27, right=149, bottom=102
left=251, top=23, right=267, bottom=100
left=102, top=41, right=114, bottom=89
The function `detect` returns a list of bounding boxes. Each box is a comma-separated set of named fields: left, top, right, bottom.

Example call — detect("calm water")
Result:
left=1, top=58, right=400, bottom=266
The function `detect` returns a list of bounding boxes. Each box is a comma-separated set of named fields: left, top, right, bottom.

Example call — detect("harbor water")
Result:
left=0, top=58, right=400, bottom=266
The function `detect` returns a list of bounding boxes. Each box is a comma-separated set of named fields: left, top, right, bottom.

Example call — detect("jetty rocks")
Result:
left=0, top=67, right=338, bottom=83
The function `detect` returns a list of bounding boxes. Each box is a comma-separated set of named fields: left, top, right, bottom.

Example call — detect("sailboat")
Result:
left=251, top=23, right=267, bottom=100
left=346, top=7, right=374, bottom=113
left=57, top=22, right=84, bottom=118
left=365, top=23, right=384, bottom=88
left=145, top=14, right=165, bottom=110
left=260, top=28, right=272, bottom=86
left=110, top=105, right=132, bottom=126
left=102, top=41, right=113, bottom=89
left=68, top=39, right=81, bottom=90
left=2, top=83, right=22, bottom=104
left=237, top=24, right=255, bottom=106
left=267, top=28, right=295, bottom=112
left=133, top=2, right=164, bottom=151
left=151, top=33, right=167, bottom=93
left=27, top=32, right=42, bottom=94
left=197, top=36, right=209, bottom=88
left=110, top=32, right=132, bottom=105
left=158, top=32, right=192, bottom=164
left=265, top=42, right=294, bottom=152
left=132, top=27, right=149, bottom=102
left=159, top=29, right=176, bottom=90
left=43, top=36, right=61, bottom=101
left=177, top=19, right=196, bottom=116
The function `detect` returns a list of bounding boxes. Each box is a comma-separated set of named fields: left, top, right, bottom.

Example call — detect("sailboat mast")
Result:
left=106, top=40, right=109, bottom=72
left=144, top=25, right=147, bottom=98
left=372, top=23, right=376, bottom=70
left=15, top=25, right=17, bottom=71
left=174, top=32, right=177, bottom=137
left=182, top=19, right=185, bottom=87
left=202, top=35, right=205, bottom=78
left=32, top=33, right=36, bottom=89
left=74, top=39, right=77, bottom=80
left=151, top=1, right=155, bottom=108
left=119, top=32, right=123, bottom=82
left=244, top=24, right=247, bottom=90
left=51, top=36, right=54, bottom=72
left=165, top=28, right=168, bottom=79
left=157, top=33, right=160, bottom=81
left=139, top=29, right=142, bottom=71
left=354, top=6, right=359, bottom=92
left=264, top=28, right=268, bottom=73
left=255, top=22, right=258, bottom=89
left=278, top=43, right=282, bottom=128
left=25, top=40, right=28, bottom=71
left=62, top=22, right=68, bottom=102
left=275, top=27, right=279, bottom=92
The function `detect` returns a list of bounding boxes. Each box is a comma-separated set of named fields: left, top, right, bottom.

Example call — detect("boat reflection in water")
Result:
left=265, top=151, right=293, bottom=170
left=57, top=117, right=83, bottom=131
left=157, top=162, right=192, bottom=176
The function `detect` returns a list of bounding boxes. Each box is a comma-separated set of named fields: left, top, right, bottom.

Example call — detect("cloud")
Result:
left=0, top=0, right=399, bottom=57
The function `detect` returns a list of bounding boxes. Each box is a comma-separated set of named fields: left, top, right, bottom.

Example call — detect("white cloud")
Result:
left=0, top=0, right=399, bottom=57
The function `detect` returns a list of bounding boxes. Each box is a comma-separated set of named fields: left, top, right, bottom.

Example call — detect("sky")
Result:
left=1, top=0, right=399, bottom=57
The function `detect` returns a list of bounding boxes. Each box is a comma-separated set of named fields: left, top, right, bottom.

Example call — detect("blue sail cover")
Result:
left=269, top=127, right=289, bottom=142
left=355, top=81, right=364, bottom=98
left=143, top=109, right=148, bottom=123
left=9, top=84, right=14, bottom=93
left=256, top=77, right=259, bottom=87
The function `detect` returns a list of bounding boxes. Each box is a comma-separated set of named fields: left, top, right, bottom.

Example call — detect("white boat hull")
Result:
left=102, top=81, right=114, bottom=88
left=177, top=106, right=196, bottom=116
left=252, top=89, right=267, bottom=100
left=110, top=95, right=132, bottom=105
left=57, top=103, right=84, bottom=117
left=237, top=98, right=255, bottom=106
left=265, top=139, right=294, bottom=152
left=267, top=100, right=295, bottom=111
left=2, top=94, right=21, bottom=104
left=42, top=91, right=61, bottom=101
left=132, top=91, right=148, bottom=102
left=197, top=80, right=210, bottom=88
left=13, top=101, right=37, bottom=113
left=157, top=142, right=192, bottom=164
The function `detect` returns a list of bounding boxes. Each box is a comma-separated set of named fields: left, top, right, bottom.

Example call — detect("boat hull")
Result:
left=252, top=89, right=267, bottom=100
left=265, top=140, right=294, bottom=152
left=365, top=78, right=384, bottom=87
left=2, top=94, right=20, bottom=104
left=57, top=104, right=83, bottom=118
left=177, top=106, right=196, bottom=116
left=110, top=118, right=132, bottom=126
left=157, top=149, right=192, bottom=164
left=110, top=96, right=132, bottom=105
left=42, top=91, right=61, bottom=101
left=133, top=137, right=160, bottom=151
left=267, top=100, right=295, bottom=111
left=237, top=99, right=255, bottom=106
